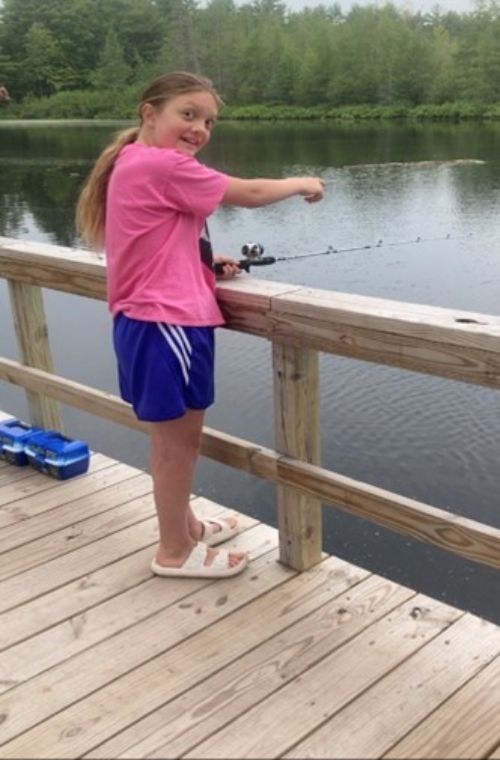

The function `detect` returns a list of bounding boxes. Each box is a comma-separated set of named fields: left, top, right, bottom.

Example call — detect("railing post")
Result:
left=8, top=280, right=63, bottom=430
left=273, top=342, right=322, bottom=570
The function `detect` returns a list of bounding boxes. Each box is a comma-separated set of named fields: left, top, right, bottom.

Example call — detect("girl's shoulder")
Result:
left=120, top=143, right=197, bottom=169
left=115, top=145, right=198, bottom=186
left=115, top=146, right=224, bottom=202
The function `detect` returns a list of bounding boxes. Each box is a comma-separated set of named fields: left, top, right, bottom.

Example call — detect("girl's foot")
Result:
left=152, top=542, right=248, bottom=578
left=189, top=514, right=241, bottom=546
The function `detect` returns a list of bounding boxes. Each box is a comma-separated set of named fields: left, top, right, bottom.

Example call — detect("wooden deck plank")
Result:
left=0, top=516, right=160, bottom=613
left=88, top=572, right=410, bottom=759
left=0, top=497, right=243, bottom=651
left=0, top=545, right=155, bottom=650
left=0, top=452, right=116, bottom=508
left=1, top=451, right=122, bottom=481
left=0, top=452, right=117, bottom=526
left=0, top=488, right=256, bottom=585
left=0, top=525, right=282, bottom=751
left=0, top=466, right=151, bottom=551
left=0, top=466, right=38, bottom=486
left=0, top=511, right=257, bottom=693
left=0, top=492, right=157, bottom=581
left=0, top=454, right=136, bottom=529
left=185, top=594, right=462, bottom=759
left=1, top=408, right=499, bottom=760
left=2, top=549, right=366, bottom=759
left=384, top=653, right=500, bottom=759
left=285, top=615, right=500, bottom=759
left=0, top=468, right=60, bottom=506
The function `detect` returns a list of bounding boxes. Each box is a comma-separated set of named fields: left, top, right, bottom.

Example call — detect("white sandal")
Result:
left=151, top=542, right=248, bottom=579
left=200, top=516, right=241, bottom=547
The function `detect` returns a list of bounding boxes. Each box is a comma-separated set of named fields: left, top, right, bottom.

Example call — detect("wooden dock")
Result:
left=1, top=412, right=500, bottom=759
left=2, top=237, right=500, bottom=758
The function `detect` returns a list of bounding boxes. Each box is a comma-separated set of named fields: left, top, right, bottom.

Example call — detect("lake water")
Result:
left=1, top=119, right=500, bottom=621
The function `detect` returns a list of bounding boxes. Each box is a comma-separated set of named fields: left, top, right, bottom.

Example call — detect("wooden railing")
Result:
left=2, top=235, right=500, bottom=572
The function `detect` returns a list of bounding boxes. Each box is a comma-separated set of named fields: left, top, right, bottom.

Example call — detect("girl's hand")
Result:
left=298, top=177, right=325, bottom=203
left=214, top=256, right=241, bottom=278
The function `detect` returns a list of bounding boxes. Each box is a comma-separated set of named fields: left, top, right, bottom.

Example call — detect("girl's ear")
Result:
left=141, top=102, right=157, bottom=127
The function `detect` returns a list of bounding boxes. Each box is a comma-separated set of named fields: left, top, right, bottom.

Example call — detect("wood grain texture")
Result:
left=0, top=466, right=149, bottom=551
left=0, top=498, right=239, bottom=651
left=273, top=342, right=322, bottom=570
left=286, top=614, right=500, bottom=759
left=89, top=572, right=407, bottom=760
left=268, top=286, right=500, bottom=388
left=385, top=653, right=500, bottom=759
left=186, top=594, right=462, bottom=758
left=0, top=527, right=283, bottom=755
left=0, top=238, right=106, bottom=300
left=8, top=280, right=62, bottom=429
left=1, top=427, right=499, bottom=760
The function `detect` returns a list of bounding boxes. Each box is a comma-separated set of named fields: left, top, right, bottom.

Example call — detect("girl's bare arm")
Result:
left=222, top=176, right=324, bottom=208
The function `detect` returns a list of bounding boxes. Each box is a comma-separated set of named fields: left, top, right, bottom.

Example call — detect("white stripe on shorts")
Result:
left=157, top=323, right=190, bottom=385
left=171, top=325, right=192, bottom=356
left=167, top=324, right=192, bottom=368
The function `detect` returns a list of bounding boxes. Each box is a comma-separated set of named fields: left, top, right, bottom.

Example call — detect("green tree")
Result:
left=475, top=19, right=500, bottom=100
left=0, top=0, right=162, bottom=91
left=0, top=44, right=19, bottom=99
left=1, top=0, right=101, bottom=89
left=158, top=0, right=201, bottom=73
left=426, top=26, right=458, bottom=103
left=117, top=0, right=164, bottom=64
left=265, top=36, right=298, bottom=104
left=22, top=23, right=72, bottom=96
left=327, top=7, right=381, bottom=105
left=91, top=29, right=132, bottom=90
left=291, top=9, right=336, bottom=105
left=197, top=0, right=241, bottom=100
left=452, top=7, right=499, bottom=101
left=2, top=0, right=500, bottom=112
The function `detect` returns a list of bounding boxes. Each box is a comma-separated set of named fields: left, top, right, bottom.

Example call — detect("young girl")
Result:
left=77, top=71, right=324, bottom=580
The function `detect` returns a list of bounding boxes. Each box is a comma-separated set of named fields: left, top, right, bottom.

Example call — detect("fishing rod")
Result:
left=215, top=232, right=475, bottom=273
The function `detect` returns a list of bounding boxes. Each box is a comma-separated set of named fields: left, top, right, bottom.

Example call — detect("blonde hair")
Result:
left=76, top=71, right=223, bottom=248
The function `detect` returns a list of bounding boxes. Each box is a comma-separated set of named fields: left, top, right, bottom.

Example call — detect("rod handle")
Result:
left=214, top=257, right=276, bottom=275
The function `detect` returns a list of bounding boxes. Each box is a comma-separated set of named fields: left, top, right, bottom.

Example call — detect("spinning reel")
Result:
left=214, top=243, right=275, bottom=274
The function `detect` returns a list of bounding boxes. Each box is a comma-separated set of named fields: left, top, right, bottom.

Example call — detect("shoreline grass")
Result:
left=1, top=93, right=500, bottom=123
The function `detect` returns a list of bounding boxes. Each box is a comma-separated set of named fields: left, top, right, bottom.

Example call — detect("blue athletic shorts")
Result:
left=113, top=313, right=215, bottom=422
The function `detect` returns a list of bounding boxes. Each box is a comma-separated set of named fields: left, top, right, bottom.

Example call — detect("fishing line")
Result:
left=275, top=232, right=471, bottom=260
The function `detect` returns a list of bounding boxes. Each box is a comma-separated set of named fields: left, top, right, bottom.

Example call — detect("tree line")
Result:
left=1, top=0, right=500, bottom=114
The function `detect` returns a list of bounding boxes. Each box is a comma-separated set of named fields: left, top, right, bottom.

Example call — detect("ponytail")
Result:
left=76, top=126, right=139, bottom=249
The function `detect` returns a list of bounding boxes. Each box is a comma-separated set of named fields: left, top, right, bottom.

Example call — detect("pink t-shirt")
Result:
left=105, top=143, right=230, bottom=325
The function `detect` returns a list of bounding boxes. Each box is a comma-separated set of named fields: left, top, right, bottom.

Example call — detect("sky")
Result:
left=282, top=0, right=476, bottom=13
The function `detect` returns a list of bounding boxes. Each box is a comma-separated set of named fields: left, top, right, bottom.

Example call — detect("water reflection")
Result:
left=2, top=120, right=499, bottom=246
left=0, top=121, right=121, bottom=243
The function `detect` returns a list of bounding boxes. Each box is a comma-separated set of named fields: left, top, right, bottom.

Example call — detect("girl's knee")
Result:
left=150, top=417, right=203, bottom=460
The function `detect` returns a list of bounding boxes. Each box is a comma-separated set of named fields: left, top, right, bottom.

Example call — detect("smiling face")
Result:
left=139, top=90, right=218, bottom=155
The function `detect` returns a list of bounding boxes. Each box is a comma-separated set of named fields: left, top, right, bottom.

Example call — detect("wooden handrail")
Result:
left=2, top=236, right=500, bottom=572
left=2, top=236, right=500, bottom=387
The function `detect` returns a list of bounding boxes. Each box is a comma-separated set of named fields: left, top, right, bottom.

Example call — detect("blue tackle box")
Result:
left=24, top=430, right=90, bottom=480
left=0, top=418, right=42, bottom=466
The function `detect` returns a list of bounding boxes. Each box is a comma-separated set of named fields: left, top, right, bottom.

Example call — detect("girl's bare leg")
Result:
left=149, top=410, right=245, bottom=569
